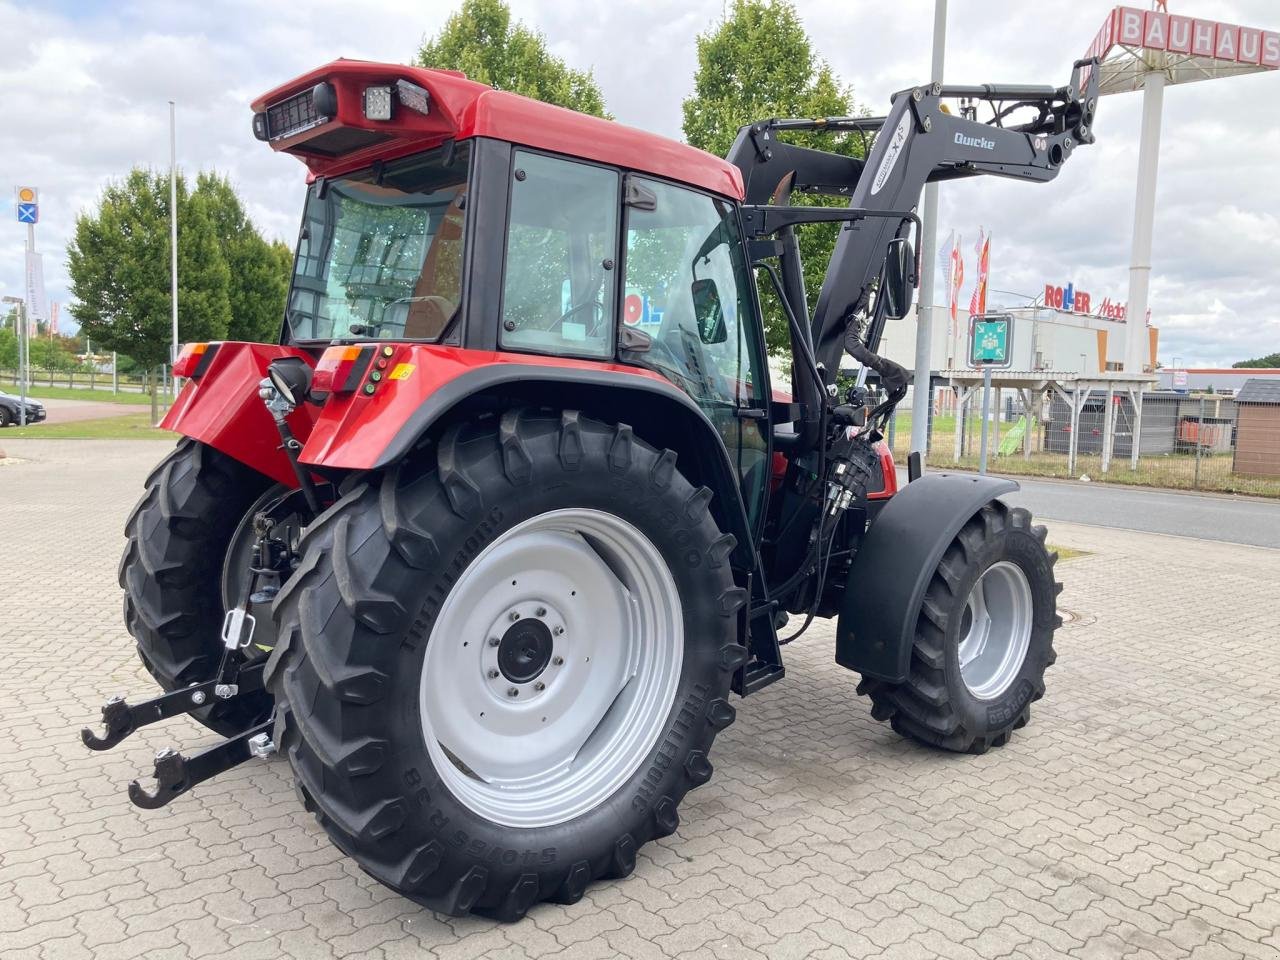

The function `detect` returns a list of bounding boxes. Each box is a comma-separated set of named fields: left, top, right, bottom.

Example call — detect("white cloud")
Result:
left=2, top=0, right=1278, bottom=366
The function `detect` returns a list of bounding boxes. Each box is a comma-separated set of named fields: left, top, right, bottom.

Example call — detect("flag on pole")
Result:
left=969, top=229, right=990, bottom=317
left=49, top=301, right=59, bottom=336
left=948, top=233, right=964, bottom=330
left=937, top=229, right=954, bottom=291
left=24, top=249, right=47, bottom=332
left=937, top=230, right=957, bottom=339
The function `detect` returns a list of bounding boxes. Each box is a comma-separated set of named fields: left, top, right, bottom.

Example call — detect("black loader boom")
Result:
left=727, top=58, right=1099, bottom=450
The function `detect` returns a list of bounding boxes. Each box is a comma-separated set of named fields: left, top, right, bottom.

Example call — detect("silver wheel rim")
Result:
left=957, top=560, right=1033, bottom=700
left=419, top=508, right=683, bottom=828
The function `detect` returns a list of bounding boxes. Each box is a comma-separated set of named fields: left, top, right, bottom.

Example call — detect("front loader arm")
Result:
left=728, top=59, right=1099, bottom=388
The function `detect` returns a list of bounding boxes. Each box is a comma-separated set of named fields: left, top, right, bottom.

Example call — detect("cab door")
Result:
left=621, top=176, right=771, bottom=531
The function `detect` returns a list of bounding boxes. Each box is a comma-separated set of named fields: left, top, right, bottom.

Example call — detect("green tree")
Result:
left=0, top=325, right=17, bottom=370
left=28, top=334, right=79, bottom=373
left=67, top=169, right=231, bottom=372
left=416, top=0, right=608, bottom=117
left=683, top=0, right=865, bottom=357
left=195, top=173, right=292, bottom=342
left=1233, top=352, right=1280, bottom=368
left=269, top=239, right=295, bottom=338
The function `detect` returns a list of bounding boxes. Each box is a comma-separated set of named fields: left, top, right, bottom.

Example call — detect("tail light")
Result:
left=173, top=342, right=218, bottom=379
left=313, top=345, right=373, bottom=394
left=868, top=440, right=899, bottom=500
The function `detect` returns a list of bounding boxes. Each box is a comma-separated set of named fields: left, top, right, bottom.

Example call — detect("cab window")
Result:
left=623, top=177, right=769, bottom=525
left=500, top=151, right=620, bottom=359
left=288, top=142, right=470, bottom=342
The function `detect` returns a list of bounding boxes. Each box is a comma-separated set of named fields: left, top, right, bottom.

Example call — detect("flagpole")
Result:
left=910, top=0, right=947, bottom=467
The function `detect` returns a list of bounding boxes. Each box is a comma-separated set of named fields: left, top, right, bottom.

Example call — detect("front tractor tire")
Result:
left=266, top=410, right=746, bottom=920
left=859, top=503, right=1061, bottom=754
left=120, top=438, right=275, bottom=736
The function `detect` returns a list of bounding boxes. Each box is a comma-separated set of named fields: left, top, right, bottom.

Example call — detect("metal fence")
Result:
left=888, top=387, right=1280, bottom=498
left=0, top=367, right=149, bottom=393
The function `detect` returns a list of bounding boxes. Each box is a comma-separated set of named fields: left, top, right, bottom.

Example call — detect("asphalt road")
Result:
left=999, top=474, right=1280, bottom=550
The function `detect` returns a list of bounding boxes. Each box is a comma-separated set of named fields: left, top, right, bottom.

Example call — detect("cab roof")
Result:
left=252, top=59, right=744, bottom=201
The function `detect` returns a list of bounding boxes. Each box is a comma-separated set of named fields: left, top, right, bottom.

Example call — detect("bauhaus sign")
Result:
left=1086, top=6, right=1280, bottom=71
left=1115, top=8, right=1279, bottom=65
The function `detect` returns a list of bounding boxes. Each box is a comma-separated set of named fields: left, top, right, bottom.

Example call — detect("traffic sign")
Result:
left=969, top=313, right=1013, bottom=367
left=16, top=203, right=38, bottom=224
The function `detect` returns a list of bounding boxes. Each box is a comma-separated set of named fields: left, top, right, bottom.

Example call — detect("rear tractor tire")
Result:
left=859, top=502, right=1061, bottom=753
left=266, top=410, right=746, bottom=920
left=120, top=438, right=275, bottom=736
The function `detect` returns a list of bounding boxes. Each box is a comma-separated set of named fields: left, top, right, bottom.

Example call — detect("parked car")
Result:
left=0, top=390, right=45, bottom=427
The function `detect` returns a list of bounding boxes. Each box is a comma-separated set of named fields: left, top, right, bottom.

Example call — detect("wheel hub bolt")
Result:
left=509, top=611, right=520, bottom=622
left=488, top=669, right=499, bottom=679
left=507, top=687, right=519, bottom=698
left=552, top=656, right=564, bottom=666
left=535, top=606, right=547, bottom=617
left=553, top=626, right=565, bottom=636
left=534, top=681, right=545, bottom=692
left=488, top=637, right=500, bottom=647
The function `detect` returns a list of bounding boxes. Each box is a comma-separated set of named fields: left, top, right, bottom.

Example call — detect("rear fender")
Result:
left=836, top=473, right=1018, bottom=683
left=298, top=344, right=758, bottom=572
left=299, top=342, right=777, bottom=681
left=161, top=342, right=317, bottom=487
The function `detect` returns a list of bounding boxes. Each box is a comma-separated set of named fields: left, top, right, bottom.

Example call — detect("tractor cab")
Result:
left=252, top=60, right=753, bottom=352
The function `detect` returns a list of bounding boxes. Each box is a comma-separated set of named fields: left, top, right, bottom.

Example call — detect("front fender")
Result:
left=161, top=341, right=316, bottom=487
left=836, top=473, right=1018, bottom=683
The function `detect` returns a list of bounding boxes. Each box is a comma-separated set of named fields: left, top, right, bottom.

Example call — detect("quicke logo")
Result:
left=954, top=131, right=996, bottom=150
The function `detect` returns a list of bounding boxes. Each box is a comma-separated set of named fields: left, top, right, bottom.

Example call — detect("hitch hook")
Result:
left=80, top=663, right=265, bottom=752
left=80, top=695, right=135, bottom=751
left=128, top=720, right=273, bottom=809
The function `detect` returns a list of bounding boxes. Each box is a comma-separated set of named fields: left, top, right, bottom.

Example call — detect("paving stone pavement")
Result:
left=3, top=438, right=1279, bottom=960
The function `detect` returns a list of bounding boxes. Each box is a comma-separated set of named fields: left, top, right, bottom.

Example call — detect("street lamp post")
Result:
left=2, top=295, right=27, bottom=426
left=169, top=99, right=179, bottom=401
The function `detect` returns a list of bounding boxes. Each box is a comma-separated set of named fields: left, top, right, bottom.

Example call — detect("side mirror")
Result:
left=883, top=237, right=916, bottom=320
left=690, top=278, right=728, bottom=344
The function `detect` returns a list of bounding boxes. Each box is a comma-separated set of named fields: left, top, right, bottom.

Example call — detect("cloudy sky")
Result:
left=1, top=0, right=1277, bottom=365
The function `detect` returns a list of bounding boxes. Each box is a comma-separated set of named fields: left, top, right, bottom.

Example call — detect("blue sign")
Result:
left=969, top=313, right=1014, bottom=367
left=16, top=203, right=38, bottom=224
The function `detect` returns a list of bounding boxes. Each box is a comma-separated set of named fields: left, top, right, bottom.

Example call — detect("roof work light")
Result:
left=395, top=79, right=431, bottom=116
left=363, top=85, right=393, bottom=121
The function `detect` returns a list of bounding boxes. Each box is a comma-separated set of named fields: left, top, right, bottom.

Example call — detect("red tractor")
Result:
left=85, top=58, right=1097, bottom=919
